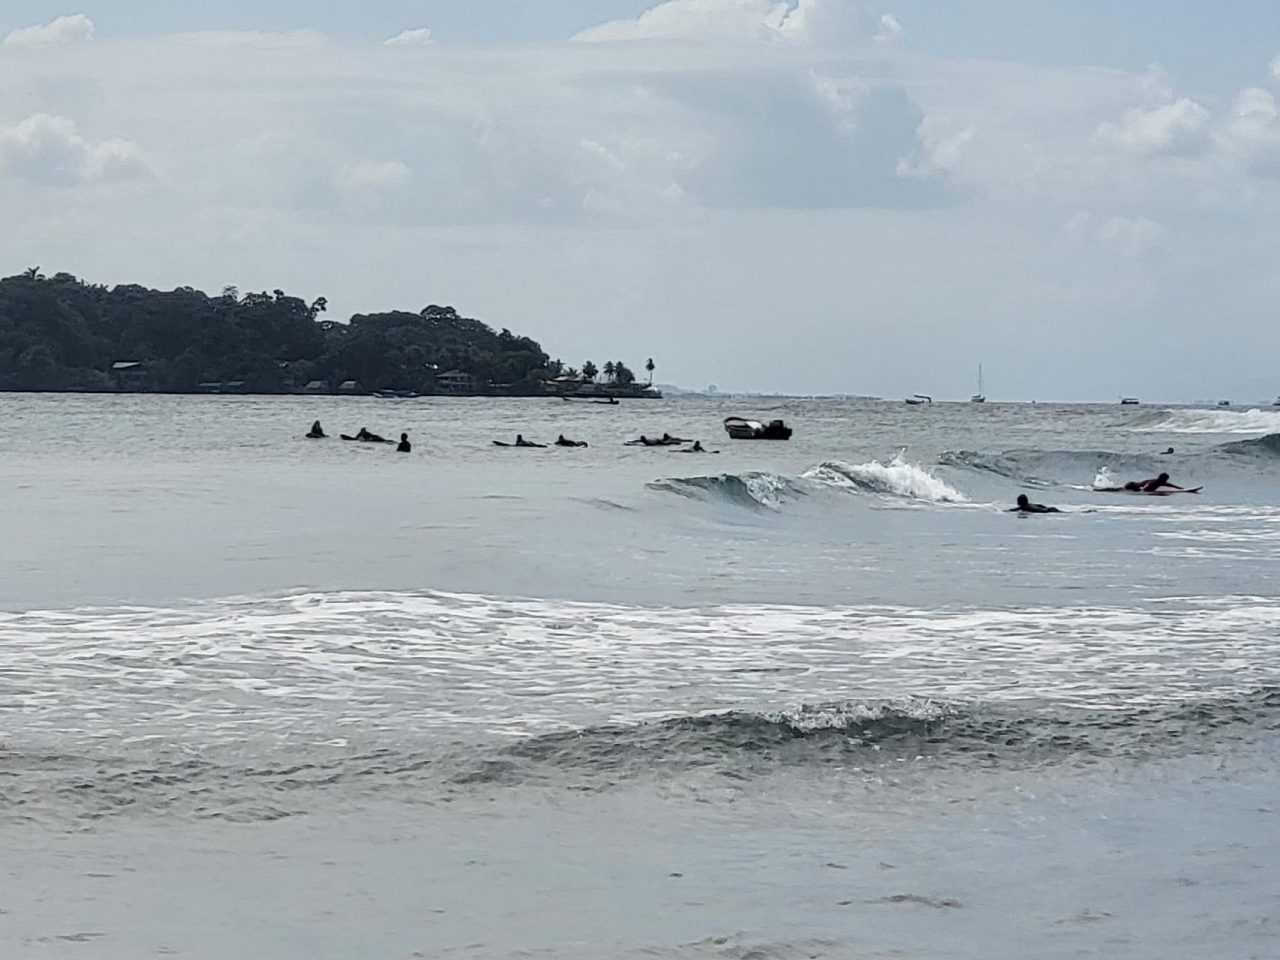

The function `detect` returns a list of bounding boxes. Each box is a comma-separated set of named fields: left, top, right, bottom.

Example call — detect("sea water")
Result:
left=1, top=394, right=1278, bottom=959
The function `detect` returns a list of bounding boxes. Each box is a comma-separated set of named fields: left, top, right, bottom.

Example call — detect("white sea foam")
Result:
left=804, top=455, right=968, bottom=503
left=1131, top=407, right=1280, bottom=434
left=4, top=590, right=1279, bottom=751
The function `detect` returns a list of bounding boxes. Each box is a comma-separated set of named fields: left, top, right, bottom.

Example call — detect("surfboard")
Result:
left=1093, top=486, right=1202, bottom=495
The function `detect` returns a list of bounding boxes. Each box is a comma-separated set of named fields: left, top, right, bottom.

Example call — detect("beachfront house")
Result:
left=435, top=369, right=474, bottom=394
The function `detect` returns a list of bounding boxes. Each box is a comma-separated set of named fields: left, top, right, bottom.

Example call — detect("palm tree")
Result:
left=603, top=361, right=616, bottom=383
left=22, top=266, right=44, bottom=281
left=645, top=358, right=655, bottom=385
left=582, top=361, right=598, bottom=382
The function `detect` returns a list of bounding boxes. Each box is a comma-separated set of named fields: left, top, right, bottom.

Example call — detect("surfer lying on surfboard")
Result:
left=1095, top=472, right=1202, bottom=494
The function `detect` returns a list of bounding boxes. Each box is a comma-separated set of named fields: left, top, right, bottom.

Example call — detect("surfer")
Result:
left=1126, top=472, right=1183, bottom=492
left=514, top=434, right=545, bottom=448
left=305, top=420, right=326, bottom=439
left=555, top=435, right=587, bottom=447
left=396, top=432, right=411, bottom=453
left=343, top=427, right=388, bottom=443
left=677, top=440, right=713, bottom=453
left=1010, top=494, right=1059, bottom=514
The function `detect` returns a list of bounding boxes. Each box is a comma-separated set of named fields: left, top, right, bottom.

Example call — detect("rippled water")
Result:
left=2, top=394, right=1279, bottom=959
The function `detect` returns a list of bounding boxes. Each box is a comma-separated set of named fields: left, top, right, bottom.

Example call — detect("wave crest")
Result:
left=803, top=456, right=968, bottom=502
left=1129, top=408, right=1280, bottom=434
left=1219, top=433, right=1280, bottom=458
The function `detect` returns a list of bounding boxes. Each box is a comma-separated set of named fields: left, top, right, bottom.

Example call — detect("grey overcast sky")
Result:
left=3, top=2, right=1280, bottom=401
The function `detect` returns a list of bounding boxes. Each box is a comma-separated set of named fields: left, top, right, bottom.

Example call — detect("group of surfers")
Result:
left=1012, top=472, right=1190, bottom=513
left=306, top=420, right=715, bottom=453
left=307, top=421, right=411, bottom=452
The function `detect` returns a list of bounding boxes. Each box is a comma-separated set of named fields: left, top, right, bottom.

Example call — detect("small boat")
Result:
left=970, top=365, right=986, bottom=403
left=562, top=394, right=618, bottom=404
left=1273, top=397, right=1280, bottom=407
left=723, top=416, right=792, bottom=440
left=904, top=394, right=932, bottom=406
left=1120, top=397, right=1140, bottom=405
left=1217, top=400, right=1231, bottom=407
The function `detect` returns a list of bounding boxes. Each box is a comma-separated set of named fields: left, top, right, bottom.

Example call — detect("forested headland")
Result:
left=0, top=269, right=659, bottom=397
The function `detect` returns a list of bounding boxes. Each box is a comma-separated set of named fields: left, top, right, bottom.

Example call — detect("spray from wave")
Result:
left=802, top=456, right=968, bottom=503
left=650, top=456, right=967, bottom=509
left=1130, top=408, right=1280, bottom=434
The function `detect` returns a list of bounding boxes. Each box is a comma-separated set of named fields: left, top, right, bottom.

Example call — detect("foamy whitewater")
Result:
left=2, top=395, right=1279, bottom=959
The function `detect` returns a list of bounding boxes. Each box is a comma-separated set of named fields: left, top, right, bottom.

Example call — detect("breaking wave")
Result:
left=8, top=691, right=1279, bottom=823
left=803, top=456, right=968, bottom=502
left=1128, top=408, right=1280, bottom=434
left=650, top=456, right=967, bottom=509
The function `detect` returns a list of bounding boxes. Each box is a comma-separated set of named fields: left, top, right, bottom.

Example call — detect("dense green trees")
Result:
left=0, top=271, right=563, bottom=394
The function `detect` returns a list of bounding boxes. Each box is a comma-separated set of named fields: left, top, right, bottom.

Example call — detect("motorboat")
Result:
left=1120, top=397, right=1140, bottom=405
left=904, top=394, right=932, bottom=406
left=723, top=416, right=793, bottom=440
left=1217, top=400, right=1231, bottom=407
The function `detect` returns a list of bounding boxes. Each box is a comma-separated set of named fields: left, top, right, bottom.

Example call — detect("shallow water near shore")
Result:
left=1, top=394, right=1278, bottom=958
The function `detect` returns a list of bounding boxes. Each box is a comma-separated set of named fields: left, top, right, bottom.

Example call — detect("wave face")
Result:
left=1129, top=408, right=1280, bottom=434
left=1220, top=433, right=1280, bottom=458
left=940, top=448, right=1157, bottom=486
left=646, top=472, right=801, bottom=510
left=650, top=457, right=967, bottom=509
left=6, top=692, right=1279, bottom=823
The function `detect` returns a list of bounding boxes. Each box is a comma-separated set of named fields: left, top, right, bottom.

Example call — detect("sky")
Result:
left=3, top=2, right=1280, bottom=401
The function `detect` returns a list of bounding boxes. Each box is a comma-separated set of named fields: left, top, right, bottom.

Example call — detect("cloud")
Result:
left=0, top=114, right=156, bottom=186
left=873, top=13, right=904, bottom=46
left=3, top=13, right=95, bottom=48
left=1096, top=97, right=1210, bottom=156
left=573, top=0, right=883, bottom=46
left=384, top=28, right=436, bottom=47
left=1214, top=86, right=1280, bottom=177
left=340, top=159, right=413, bottom=190
left=1096, top=215, right=1164, bottom=257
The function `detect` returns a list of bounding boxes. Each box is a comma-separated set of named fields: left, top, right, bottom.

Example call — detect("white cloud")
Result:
left=573, top=0, right=882, bottom=46
left=384, top=28, right=436, bottom=47
left=1214, top=86, right=1280, bottom=177
left=1096, top=97, right=1210, bottom=156
left=873, top=13, right=904, bottom=46
left=3, top=13, right=95, bottom=48
left=1096, top=215, right=1164, bottom=257
left=1270, top=53, right=1280, bottom=82
left=340, top=159, right=412, bottom=190
left=0, top=114, right=156, bottom=186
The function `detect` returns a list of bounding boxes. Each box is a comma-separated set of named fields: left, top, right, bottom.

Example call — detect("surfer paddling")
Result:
left=1009, top=494, right=1059, bottom=514
left=1124, top=472, right=1183, bottom=492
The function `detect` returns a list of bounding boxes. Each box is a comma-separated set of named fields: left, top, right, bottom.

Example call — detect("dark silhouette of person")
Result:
left=1161, top=447, right=1175, bottom=455
left=306, top=420, right=326, bottom=438
left=397, top=432, right=411, bottom=453
left=514, top=434, right=545, bottom=448
left=1130, top=472, right=1182, bottom=492
left=555, top=435, right=587, bottom=447
left=355, top=427, right=387, bottom=443
left=1011, top=493, right=1060, bottom=513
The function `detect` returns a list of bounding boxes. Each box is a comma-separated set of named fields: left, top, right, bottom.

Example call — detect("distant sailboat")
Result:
left=970, top=364, right=986, bottom=403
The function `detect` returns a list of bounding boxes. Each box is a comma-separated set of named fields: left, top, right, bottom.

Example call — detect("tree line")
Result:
left=0, top=269, right=653, bottom=395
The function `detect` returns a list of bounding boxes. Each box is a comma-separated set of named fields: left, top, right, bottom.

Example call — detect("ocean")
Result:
left=2, top=394, right=1278, bottom=959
